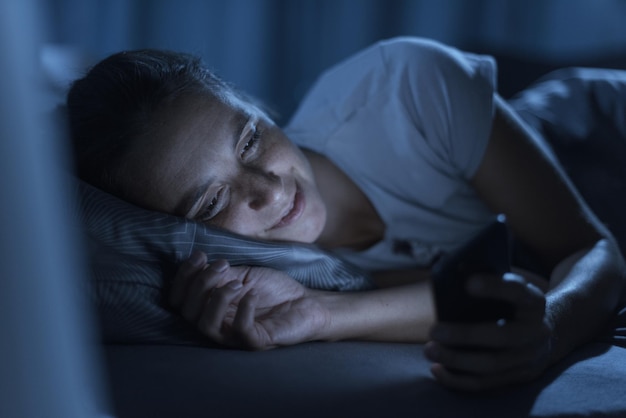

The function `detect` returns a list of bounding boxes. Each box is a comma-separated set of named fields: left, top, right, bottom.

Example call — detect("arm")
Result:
left=425, top=96, right=625, bottom=390
left=168, top=95, right=623, bottom=386
left=310, top=280, right=433, bottom=343
left=170, top=252, right=435, bottom=349
left=475, top=95, right=624, bottom=358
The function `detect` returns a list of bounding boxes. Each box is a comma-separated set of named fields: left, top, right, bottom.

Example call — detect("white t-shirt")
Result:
left=284, top=37, right=498, bottom=272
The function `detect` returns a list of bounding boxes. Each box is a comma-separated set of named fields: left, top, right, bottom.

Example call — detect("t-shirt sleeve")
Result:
left=286, top=37, right=497, bottom=180
left=378, top=37, right=497, bottom=179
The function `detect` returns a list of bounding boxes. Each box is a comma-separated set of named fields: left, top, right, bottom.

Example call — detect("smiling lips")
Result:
left=272, top=184, right=304, bottom=229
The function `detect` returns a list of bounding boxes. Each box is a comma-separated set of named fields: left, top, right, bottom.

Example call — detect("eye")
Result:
left=197, top=187, right=229, bottom=222
left=240, top=127, right=262, bottom=158
left=198, top=195, right=219, bottom=221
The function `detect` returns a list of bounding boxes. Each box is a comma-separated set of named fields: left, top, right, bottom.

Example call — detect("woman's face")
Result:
left=124, top=94, right=327, bottom=243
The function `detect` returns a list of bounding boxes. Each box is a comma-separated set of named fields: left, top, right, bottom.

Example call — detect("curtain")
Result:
left=45, top=0, right=626, bottom=121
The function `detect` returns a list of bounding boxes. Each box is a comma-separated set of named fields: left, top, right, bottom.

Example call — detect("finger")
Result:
left=170, top=251, right=207, bottom=307
left=424, top=340, right=546, bottom=375
left=197, top=281, right=243, bottom=343
left=431, top=321, right=508, bottom=348
left=467, top=273, right=545, bottom=319
left=431, top=317, right=550, bottom=349
left=180, top=260, right=231, bottom=321
left=231, top=290, right=270, bottom=350
left=430, top=361, right=540, bottom=392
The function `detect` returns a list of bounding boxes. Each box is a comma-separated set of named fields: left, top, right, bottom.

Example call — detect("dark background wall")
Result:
left=44, top=0, right=626, bottom=123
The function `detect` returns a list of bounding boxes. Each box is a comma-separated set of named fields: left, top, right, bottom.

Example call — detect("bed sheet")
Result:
left=104, top=341, right=626, bottom=418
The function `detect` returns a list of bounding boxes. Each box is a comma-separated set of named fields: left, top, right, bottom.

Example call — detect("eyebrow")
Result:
left=180, top=112, right=251, bottom=218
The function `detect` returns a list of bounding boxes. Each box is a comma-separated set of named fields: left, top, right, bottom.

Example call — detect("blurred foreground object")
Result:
left=0, top=1, right=112, bottom=417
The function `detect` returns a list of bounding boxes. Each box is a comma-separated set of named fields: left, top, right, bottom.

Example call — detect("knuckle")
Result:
left=212, top=284, right=233, bottom=301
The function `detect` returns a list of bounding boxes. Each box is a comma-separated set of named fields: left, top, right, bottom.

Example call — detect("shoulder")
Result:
left=314, top=36, right=492, bottom=85
left=376, top=37, right=497, bottom=91
left=348, top=36, right=496, bottom=79
left=285, top=37, right=497, bottom=155
left=375, top=36, right=467, bottom=64
left=293, top=37, right=496, bottom=109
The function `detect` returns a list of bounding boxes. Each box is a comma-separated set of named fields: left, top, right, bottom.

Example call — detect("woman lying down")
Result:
left=66, top=37, right=626, bottom=391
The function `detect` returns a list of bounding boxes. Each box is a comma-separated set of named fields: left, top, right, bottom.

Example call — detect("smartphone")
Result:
left=430, top=215, right=515, bottom=323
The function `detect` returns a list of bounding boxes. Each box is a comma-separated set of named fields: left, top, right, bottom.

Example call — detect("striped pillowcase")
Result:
left=72, top=179, right=371, bottom=344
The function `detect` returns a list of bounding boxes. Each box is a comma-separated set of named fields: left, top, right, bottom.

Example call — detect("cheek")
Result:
left=208, top=208, right=265, bottom=238
left=267, top=130, right=307, bottom=166
left=286, top=144, right=310, bottom=169
left=302, top=189, right=327, bottom=242
left=271, top=187, right=327, bottom=244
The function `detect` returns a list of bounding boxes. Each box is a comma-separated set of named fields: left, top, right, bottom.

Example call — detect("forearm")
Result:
left=309, top=280, right=435, bottom=343
left=546, top=238, right=625, bottom=362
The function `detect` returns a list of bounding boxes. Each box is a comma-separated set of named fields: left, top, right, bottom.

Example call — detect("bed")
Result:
left=83, top=178, right=626, bottom=417
left=78, top=63, right=626, bottom=417
left=104, top=341, right=626, bottom=418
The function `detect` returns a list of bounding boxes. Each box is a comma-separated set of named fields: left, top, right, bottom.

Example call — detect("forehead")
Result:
left=148, top=92, right=257, bottom=157
left=123, top=94, right=249, bottom=210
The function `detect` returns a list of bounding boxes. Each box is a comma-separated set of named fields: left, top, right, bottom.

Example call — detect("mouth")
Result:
left=271, top=182, right=305, bottom=229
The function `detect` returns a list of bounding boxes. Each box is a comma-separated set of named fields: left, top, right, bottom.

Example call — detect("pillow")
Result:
left=72, top=179, right=372, bottom=344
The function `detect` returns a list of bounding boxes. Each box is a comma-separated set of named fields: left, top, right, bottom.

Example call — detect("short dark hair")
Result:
left=66, top=49, right=233, bottom=199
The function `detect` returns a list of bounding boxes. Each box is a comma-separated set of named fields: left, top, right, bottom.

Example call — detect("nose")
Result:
left=245, top=169, right=284, bottom=211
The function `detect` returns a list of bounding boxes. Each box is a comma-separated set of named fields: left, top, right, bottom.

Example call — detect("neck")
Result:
left=304, top=148, right=384, bottom=250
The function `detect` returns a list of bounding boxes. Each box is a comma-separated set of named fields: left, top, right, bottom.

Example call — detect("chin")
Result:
left=276, top=217, right=326, bottom=244
left=301, top=214, right=327, bottom=244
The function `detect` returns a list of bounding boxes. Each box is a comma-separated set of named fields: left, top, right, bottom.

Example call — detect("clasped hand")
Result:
left=425, top=272, right=554, bottom=391
left=171, top=252, right=555, bottom=390
left=169, top=251, right=330, bottom=350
